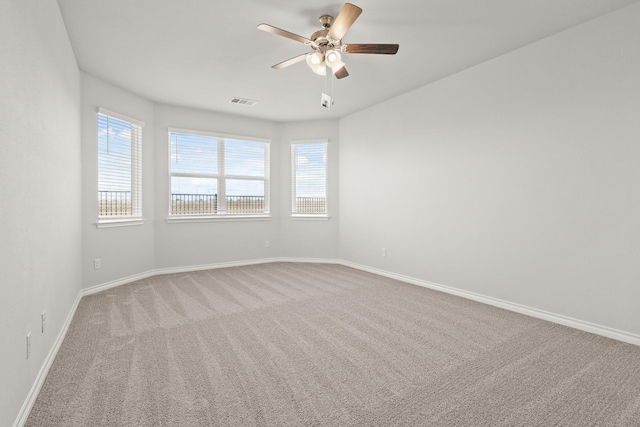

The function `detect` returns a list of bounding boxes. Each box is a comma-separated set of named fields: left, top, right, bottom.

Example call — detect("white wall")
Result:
left=0, top=1, right=81, bottom=426
left=339, top=3, right=640, bottom=336
left=80, top=73, right=156, bottom=288
left=153, top=104, right=281, bottom=269
left=278, top=120, right=340, bottom=259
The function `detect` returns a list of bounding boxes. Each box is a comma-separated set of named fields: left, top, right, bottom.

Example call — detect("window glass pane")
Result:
left=99, top=115, right=132, bottom=192
left=226, top=179, right=264, bottom=196
left=171, top=176, right=218, bottom=195
left=171, top=176, right=218, bottom=215
left=292, top=142, right=327, bottom=214
left=168, top=130, right=270, bottom=217
left=170, top=133, right=217, bottom=175
left=98, top=113, right=142, bottom=218
left=225, top=139, right=265, bottom=177
left=226, top=179, right=265, bottom=214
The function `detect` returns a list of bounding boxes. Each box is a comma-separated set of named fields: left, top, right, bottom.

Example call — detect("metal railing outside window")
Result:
left=99, top=191, right=132, bottom=217
left=171, top=193, right=218, bottom=215
left=295, top=197, right=326, bottom=214
left=170, top=194, right=266, bottom=215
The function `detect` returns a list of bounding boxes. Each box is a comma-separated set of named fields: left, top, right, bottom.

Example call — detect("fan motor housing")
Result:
left=310, top=29, right=339, bottom=52
left=311, top=29, right=329, bottom=43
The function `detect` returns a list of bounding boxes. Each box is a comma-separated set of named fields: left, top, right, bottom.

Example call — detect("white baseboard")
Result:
left=13, top=291, right=83, bottom=427
left=339, top=260, right=640, bottom=347
left=16, top=257, right=640, bottom=426
left=276, top=257, right=342, bottom=265
left=81, top=270, right=157, bottom=296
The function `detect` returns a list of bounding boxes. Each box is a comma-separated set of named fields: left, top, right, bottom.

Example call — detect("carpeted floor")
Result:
left=26, top=262, right=640, bottom=426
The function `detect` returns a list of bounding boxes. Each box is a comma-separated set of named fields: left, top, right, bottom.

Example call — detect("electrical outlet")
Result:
left=94, top=258, right=101, bottom=270
left=26, top=332, right=31, bottom=359
left=381, top=248, right=387, bottom=257
left=265, top=240, right=270, bottom=248
left=41, top=312, right=46, bottom=333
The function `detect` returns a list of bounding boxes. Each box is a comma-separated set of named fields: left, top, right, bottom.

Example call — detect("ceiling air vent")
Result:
left=230, top=97, right=258, bottom=106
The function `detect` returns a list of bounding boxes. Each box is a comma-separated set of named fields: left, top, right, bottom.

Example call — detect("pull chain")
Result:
left=322, top=67, right=335, bottom=109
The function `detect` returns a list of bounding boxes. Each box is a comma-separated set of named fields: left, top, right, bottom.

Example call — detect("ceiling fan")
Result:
left=257, top=3, right=399, bottom=79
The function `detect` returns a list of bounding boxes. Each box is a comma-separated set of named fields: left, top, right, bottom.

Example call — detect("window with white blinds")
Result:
left=169, top=129, right=270, bottom=217
left=291, top=140, right=328, bottom=215
left=98, top=109, right=143, bottom=220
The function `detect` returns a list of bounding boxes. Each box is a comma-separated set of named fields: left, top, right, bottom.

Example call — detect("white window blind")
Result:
left=169, top=129, right=270, bottom=216
left=291, top=140, right=327, bottom=215
left=98, top=109, right=143, bottom=219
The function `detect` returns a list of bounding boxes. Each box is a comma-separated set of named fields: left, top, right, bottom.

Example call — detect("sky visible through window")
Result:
left=98, top=122, right=325, bottom=198
left=170, top=132, right=268, bottom=197
left=98, top=114, right=132, bottom=193
left=294, top=142, right=327, bottom=198
left=170, top=132, right=218, bottom=195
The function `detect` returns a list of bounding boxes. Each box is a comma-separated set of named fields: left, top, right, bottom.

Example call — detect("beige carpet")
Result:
left=26, top=262, right=640, bottom=426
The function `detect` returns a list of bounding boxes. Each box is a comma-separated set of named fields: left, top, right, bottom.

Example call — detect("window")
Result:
left=169, top=129, right=270, bottom=217
left=291, top=140, right=327, bottom=216
left=98, top=108, right=143, bottom=224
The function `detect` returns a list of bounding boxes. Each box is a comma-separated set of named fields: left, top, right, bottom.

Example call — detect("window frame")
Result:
left=96, top=108, right=144, bottom=229
left=167, top=127, right=271, bottom=222
left=291, top=139, right=329, bottom=219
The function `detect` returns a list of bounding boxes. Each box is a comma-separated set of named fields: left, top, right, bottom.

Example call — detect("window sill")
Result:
left=290, top=215, right=330, bottom=221
left=166, top=215, right=272, bottom=223
left=96, top=218, right=145, bottom=228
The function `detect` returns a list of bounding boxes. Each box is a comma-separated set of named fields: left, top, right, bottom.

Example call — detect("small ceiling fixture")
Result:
left=257, top=3, right=399, bottom=80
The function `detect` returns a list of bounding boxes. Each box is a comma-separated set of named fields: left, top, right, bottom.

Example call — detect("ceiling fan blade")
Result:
left=342, top=44, right=399, bottom=55
left=334, top=66, right=349, bottom=79
left=272, top=53, right=308, bottom=70
left=257, top=23, right=311, bottom=45
left=327, top=3, right=362, bottom=41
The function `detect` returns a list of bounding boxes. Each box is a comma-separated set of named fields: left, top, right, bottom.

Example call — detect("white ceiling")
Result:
left=56, top=0, right=638, bottom=122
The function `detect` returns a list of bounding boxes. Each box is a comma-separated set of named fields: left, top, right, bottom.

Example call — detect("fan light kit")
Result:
left=258, top=3, right=399, bottom=108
